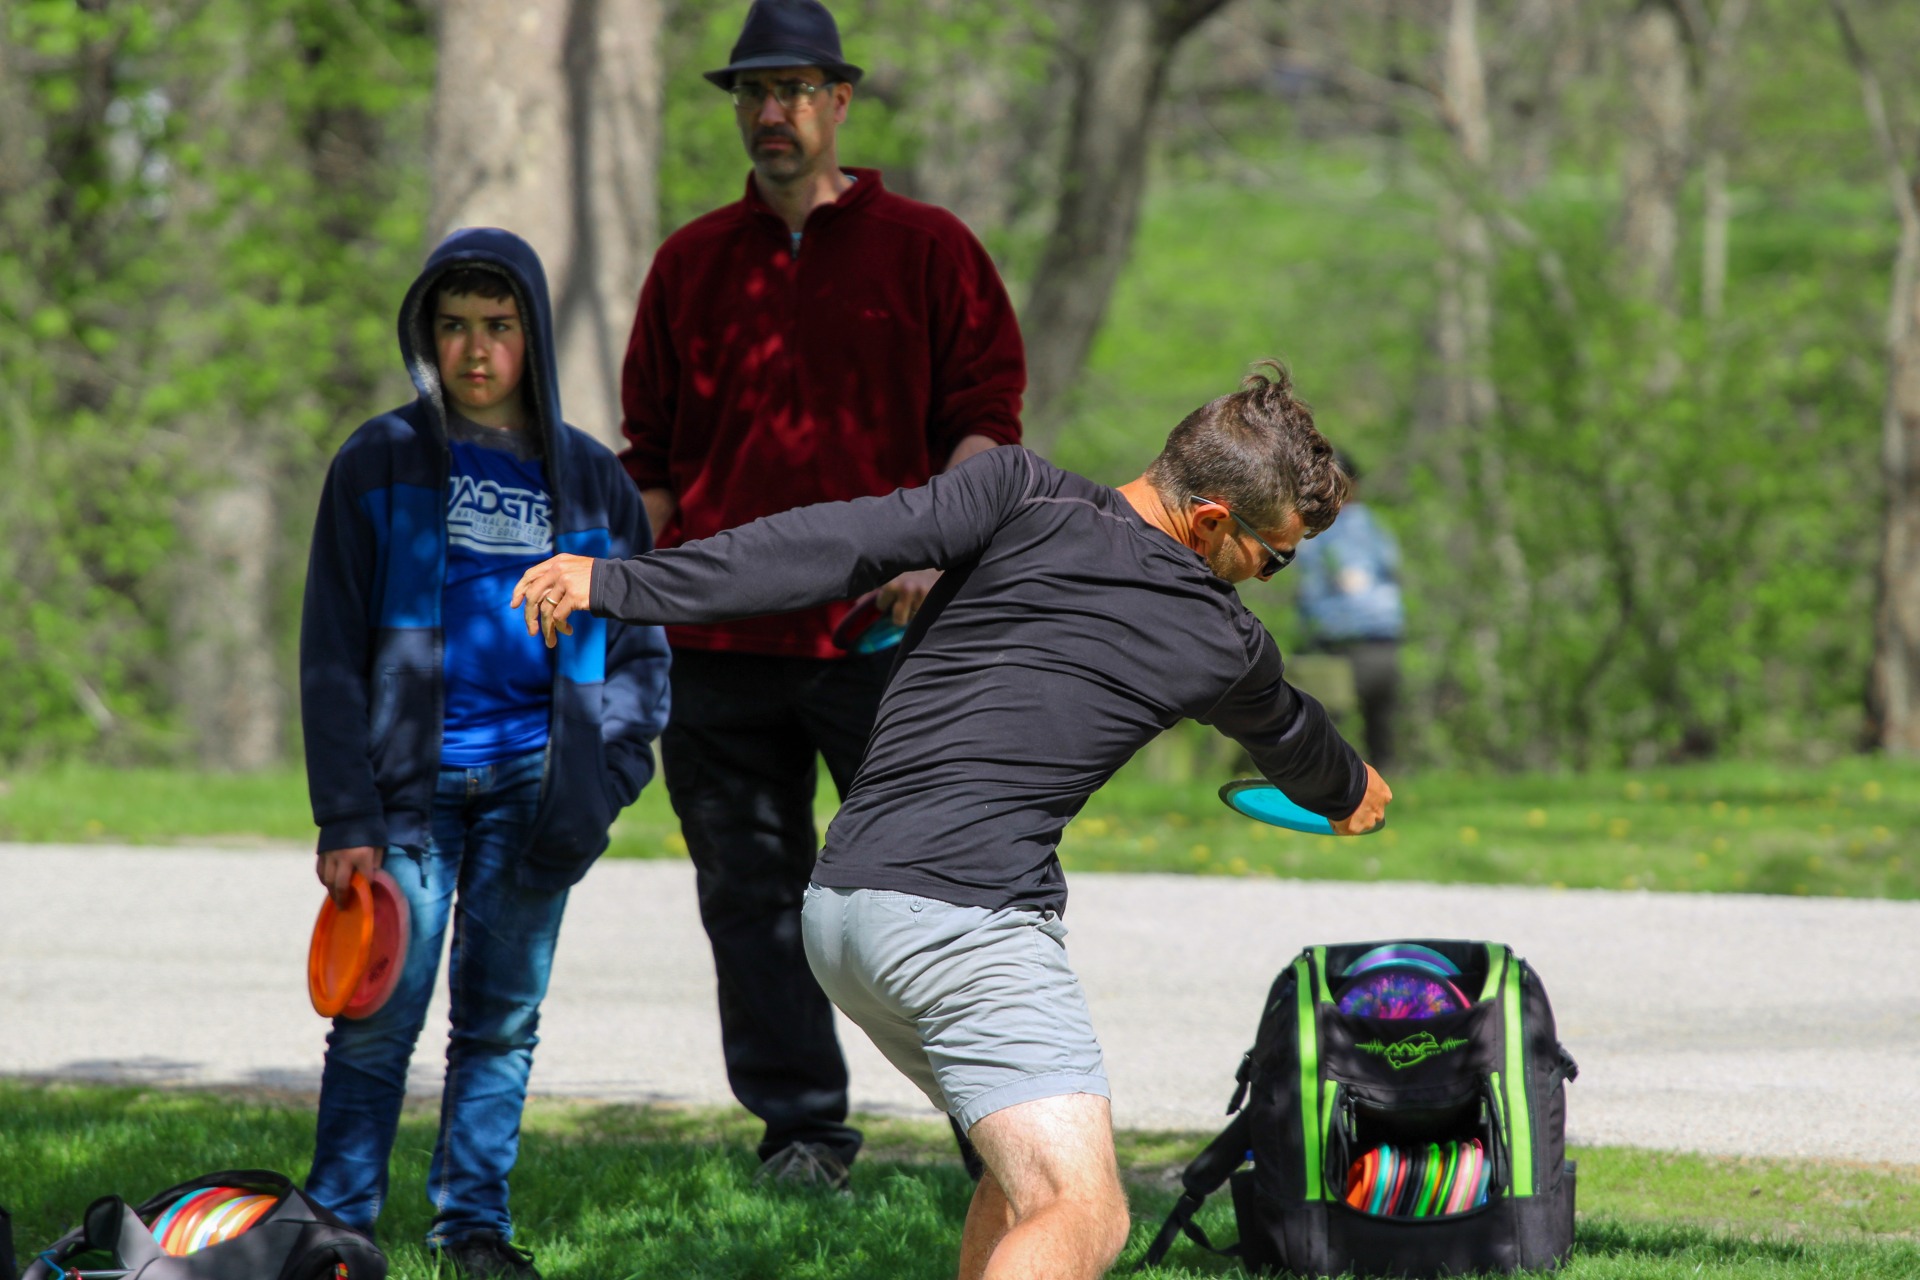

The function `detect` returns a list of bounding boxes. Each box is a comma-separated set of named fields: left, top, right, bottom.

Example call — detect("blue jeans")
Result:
left=306, top=748, right=567, bottom=1245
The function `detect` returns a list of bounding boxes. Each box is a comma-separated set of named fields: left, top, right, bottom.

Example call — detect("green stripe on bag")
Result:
left=1296, top=955, right=1323, bottom=1200
left=1500, top=949, right=1535, bottom=1196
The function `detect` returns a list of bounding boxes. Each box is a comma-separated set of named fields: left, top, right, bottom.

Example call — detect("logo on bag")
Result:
left=1355, top=1031, right=1470, bottom=1070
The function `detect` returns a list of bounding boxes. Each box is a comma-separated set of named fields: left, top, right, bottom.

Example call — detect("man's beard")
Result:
left=750, top=128, right=808, bottom=179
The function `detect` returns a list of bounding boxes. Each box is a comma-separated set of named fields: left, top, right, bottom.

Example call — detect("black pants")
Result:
left=1339, top=639, right=1402, bottom=769
left=661, top=647, right=894, bottom=1166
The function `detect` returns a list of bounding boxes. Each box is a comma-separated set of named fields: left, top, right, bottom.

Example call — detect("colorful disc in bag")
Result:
left=341, top=868, right=411, bottom=1020
left=1430, top=1141, right=1459, bottom=1217
left=1376, top=1145, right=1404, bottom=1215
left=223, top=1195, right=277, bottom=1241
left=1345, top=943, right=1463, bottom=980
left=149, top=1188, right=222, bottom=1253
left=1419, top=1142, right=1448, bottom=1216
left=1447, top=1141, right=1484, bottom=1214
left=1398, top=1145, right=1428, bottom=1216
left=151, top=1187, right=263, bottom=1256
left=1345, top=1147, right=1378, bottom=1209
left=1337, top=964, right=1469, bottom=1019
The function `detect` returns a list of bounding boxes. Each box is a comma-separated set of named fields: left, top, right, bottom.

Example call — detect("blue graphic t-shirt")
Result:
left=441, top=415, right=554, bottom=766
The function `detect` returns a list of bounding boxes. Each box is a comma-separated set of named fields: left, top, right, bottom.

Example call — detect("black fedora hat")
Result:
left=704, top=0, right=864, bottom=89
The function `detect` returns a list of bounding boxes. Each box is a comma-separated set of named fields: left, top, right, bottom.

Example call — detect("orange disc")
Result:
left=308, top=872, right=375, bottom=1017
left=342, top=868, right=412, bottom=1020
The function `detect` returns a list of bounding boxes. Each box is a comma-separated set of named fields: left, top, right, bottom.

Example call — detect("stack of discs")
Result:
left=308, top=869, right=411, bottom=1020
left=1343, top=1139, right=1491, bottom=1218
left=148, top=1187, right=278, bottom=1256
left=1336, top=944, right=1472, bottom=1019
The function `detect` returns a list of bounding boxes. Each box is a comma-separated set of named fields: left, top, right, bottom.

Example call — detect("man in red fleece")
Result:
left=618, top=0, right=1025, bottom=1189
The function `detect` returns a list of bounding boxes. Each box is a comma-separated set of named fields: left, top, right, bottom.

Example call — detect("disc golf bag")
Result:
left=1140, top=940, right=1578, bottom=1278
left=21, top=1171, right=385, bottom=1280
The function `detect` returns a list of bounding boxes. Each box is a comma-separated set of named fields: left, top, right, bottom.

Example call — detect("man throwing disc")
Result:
left=512, top=363, right=1392, bottom=1280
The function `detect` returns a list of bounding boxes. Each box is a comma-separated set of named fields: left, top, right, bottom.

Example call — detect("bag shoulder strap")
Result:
left=1135, top=1112, right=1250, bottom=1271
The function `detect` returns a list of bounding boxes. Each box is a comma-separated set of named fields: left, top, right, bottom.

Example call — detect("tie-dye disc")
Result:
left=1336, top=963, right=1469, bottom=1018
left=1344, top=943, right=1462, bottom=980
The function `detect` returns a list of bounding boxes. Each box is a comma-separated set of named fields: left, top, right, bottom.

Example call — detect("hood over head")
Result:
left=397, top=227, right=564, bottom=454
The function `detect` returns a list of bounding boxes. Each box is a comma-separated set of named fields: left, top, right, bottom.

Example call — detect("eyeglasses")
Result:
left=730, top=77, right=839, bottom=112
left=1191, top=496, right=1295, bottom=578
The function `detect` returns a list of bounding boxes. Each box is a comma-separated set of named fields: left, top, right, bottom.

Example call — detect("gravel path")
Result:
left=3, top=844, right=1914, bottom=1164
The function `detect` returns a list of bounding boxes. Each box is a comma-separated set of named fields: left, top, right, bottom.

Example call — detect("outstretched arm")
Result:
left=1206, top=634, right=1390, bottom=834
left=512, top=446, right=1035, bottom=646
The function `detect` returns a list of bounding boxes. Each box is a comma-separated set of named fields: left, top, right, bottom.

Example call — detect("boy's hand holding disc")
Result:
left=511, top=554, right=597, bottom=648
left=318, top=845, right=383, bottom=906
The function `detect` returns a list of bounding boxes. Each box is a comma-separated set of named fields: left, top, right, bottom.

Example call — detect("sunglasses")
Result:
left=1191, top=496, right=1295, bottom=578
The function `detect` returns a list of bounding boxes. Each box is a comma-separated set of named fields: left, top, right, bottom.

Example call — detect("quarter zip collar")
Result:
left=741, top=166, right=884, bottom=240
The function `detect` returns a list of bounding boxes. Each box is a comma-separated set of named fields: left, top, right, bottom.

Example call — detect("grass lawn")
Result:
left=1, top=1082, right=1914, bottom=1278
left=2, top=755, right=1915, bottom=900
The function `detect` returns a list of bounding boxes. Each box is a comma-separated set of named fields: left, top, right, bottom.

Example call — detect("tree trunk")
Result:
left=173, top=441, right=282, bottom=770
left=1691, top=0, right=1750, bottom=321
left=1700, top=149, right=1729, bottom=320
left=430, top=0, right=661, bottom=447
left=1877, top=230, right=1920, bottom=752
left=1435, top=0, right=1527, bottom=758
left=1019, top=0, right=1232, bottom=450
left=1618, top=0, right=1691, bottom=310
left=1436, top=0, right=1495, bottom=462
left=1828, top=0, right=1920, bottom=752
left=892, top=0, right=1062, bottom=237
left=169, top=15, right=294, bottom=771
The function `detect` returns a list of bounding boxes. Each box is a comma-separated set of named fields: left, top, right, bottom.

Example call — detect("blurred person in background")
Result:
left=1294, top=450, right=1404, bottom=769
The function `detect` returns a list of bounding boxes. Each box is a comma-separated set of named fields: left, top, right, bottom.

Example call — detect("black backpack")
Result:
left=1142, top=940, right=1579, bottom=1278
left=20, top=1171, right=385, bottom=1280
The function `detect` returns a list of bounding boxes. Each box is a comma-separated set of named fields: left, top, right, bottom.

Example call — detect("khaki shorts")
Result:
left=801, top=883, right=1109, bottom=1131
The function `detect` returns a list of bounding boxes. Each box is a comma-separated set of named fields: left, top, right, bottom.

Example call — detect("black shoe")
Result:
left=754, top=1140, right=852, bottom=1192
left=436, top=1230, right=540, bottom=1280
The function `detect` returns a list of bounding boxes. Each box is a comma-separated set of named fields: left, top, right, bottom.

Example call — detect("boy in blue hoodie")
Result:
left=299, top=228, right=670, bottom=1279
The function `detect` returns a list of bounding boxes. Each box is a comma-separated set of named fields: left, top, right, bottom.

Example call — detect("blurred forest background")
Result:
left=6, top=0, right=1920, bottom=777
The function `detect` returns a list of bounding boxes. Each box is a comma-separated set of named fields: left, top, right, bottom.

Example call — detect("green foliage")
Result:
left=1415, top=178, right=1885, bottom=767
left=4, top=0, right=1917, bottom=773
left=0, top=0, right=431, bottom=765
left=2, top=1083, right=1915, bottom=1278
left=1052, top=30, right=1897, bottom=768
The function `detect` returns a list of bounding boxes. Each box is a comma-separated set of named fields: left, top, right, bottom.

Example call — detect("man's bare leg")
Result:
left=957, top=1171, right=1016, bottom=1280
left=957, top=1093, right=1131, bottom=1280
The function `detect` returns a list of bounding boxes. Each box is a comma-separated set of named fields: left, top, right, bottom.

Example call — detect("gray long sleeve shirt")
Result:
left=591, top=446, right=1367, bottom=913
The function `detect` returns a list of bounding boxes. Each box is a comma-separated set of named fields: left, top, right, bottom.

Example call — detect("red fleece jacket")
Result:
left=619, top=168, right=1026, bottom=658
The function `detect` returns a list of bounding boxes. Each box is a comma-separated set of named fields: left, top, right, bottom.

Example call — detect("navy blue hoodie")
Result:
left=300, top=228, right=671, bottom=889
